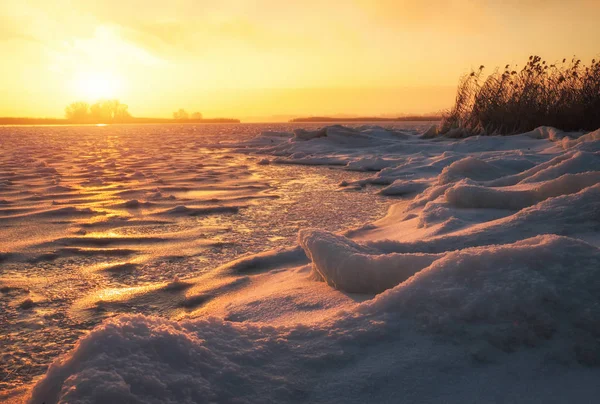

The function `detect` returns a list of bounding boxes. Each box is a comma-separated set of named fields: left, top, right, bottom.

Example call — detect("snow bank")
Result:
left=299, top=229, right=439, bottom=294
left=523, top=126, right=572, bottom=141
left=28, top=235, right=600, bottom=403
left=562, top=128, right=600, bottom=151
left=519, top=152, right=599, bottom=184
left=363, top=235, right=600, bottom=363
left=29, top=315, right=304, bottom=404
left=445, top=172, right=600, bottom=209
left=290, top=125, right=381, bottom=147
left=438, top=157, right=509, bottom=184
left=371, top=182, right=600, bottom=255
left=483, top=151, right=599, bottom=187
left=292, top=127, right=327, bottom=141
left=232, top=124, right=429, bottom=160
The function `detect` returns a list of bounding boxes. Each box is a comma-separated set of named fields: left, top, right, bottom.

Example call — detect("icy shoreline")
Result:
left=16, top=124, right=600, bottom=402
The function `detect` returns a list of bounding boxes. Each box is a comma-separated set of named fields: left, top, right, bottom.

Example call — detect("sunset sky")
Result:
left=1, top=0, right=599, bottom=121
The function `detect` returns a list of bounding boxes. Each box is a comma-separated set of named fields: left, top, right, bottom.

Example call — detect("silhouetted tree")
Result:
left=173, top=108, right=189, bottom=120
left=89, top=101, right=111, bottom=122
left=65, top=102, right=90, bottom=122
left=191, top=112, right=203, bottom=120
left=65, top=100, right=131, bottom=123
left=114, top=102, right=131, bottom=121
left=88, top=100, right=132, bottom=123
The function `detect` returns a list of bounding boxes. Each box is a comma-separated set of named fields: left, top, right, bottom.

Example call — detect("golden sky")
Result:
left=1, top=0, right=599, bottom=121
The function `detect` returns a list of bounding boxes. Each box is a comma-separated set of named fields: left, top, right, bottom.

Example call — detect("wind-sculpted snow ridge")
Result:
left=18, top=124, right=600, bottom=403
left=445, top=172, right=600, bottom=210
left=299, top=229, right=439, bottom=294
left=362, top=235, right=600, bottom=361
left=562, top=128, right=600, bottom=151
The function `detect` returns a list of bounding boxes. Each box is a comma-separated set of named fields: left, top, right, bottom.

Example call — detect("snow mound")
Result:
left=363, top=235, right=600, bottom=363
left=445, top=172, right=600, bottom=210
left=562, top=128, right=600, bottom=147
left=379, top=179, right=426, bottom=196
left=438, top=157, right=514, bottom=185
left=299, top=229, right=439, bottom=294
left=419, top=124, right=438, bottom=139
left=484, top=151, right=599, bottom=187
left=417, top=201, right=460, bottom=228
left=523, top=126, right=570, bottom=141
left=290, top=125, right=382, bottom=146
left=373, top=182, right=600, bottom=255
left=28, top=315, right=306, bottom=404
left=519, top=152, right=600, bottom=184
left=292, top=127, right=327, bottom=141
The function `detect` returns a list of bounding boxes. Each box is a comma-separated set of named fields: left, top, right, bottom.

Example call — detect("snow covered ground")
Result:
left=2, top=123, right=600, bottom=403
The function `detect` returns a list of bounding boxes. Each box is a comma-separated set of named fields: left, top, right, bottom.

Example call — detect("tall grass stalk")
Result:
left=441, top=56, right=600, bottom=136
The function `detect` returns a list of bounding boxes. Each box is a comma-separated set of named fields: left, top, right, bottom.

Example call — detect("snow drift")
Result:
left=363, top=235, right=600, bottom=362
left=299, top=229, right=439, bottom=294
left=28, top=234, right=600, bottom=403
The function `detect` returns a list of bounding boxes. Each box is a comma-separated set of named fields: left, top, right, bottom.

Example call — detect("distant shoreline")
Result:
left=0, top=116, right=443, bottom=126
left=289, top=116, right=441, bottom=123
left=0, top=117, right=240, bottom=125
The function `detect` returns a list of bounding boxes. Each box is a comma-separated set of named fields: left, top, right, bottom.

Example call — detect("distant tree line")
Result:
left=290, top=115, right=441, bottom=123
left=172, top=108, right=203, bottom=121
left=65, top=100, right=132, bottom=123
left=57, top=101, right=239, bottom=124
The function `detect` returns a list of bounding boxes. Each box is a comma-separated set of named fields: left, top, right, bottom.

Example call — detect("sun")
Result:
left=73, top=71, right=121, bottom=101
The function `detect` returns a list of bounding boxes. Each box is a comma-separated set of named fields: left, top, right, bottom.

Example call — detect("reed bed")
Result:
left=440, top=56, right=600, bottom=136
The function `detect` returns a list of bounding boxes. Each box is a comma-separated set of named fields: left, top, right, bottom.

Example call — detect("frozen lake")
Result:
left=2, top=122, right=600, bottom=403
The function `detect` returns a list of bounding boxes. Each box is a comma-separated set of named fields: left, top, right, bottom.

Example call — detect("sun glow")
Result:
left=73, top=71, right=122, bottom=101
left=1, top=0, right=599, bottom=120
